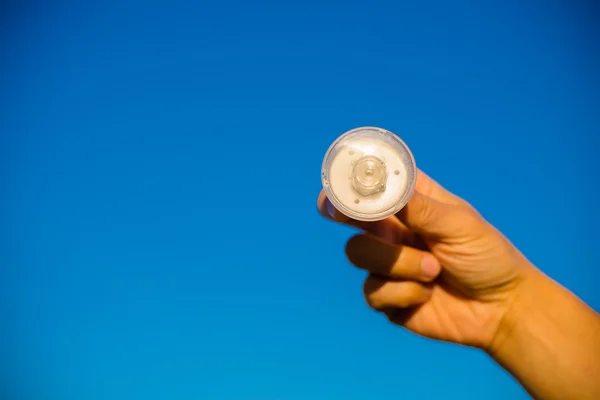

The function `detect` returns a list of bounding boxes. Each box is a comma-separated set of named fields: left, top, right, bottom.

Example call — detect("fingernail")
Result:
left=326, top=200, right=348, bottom=222
left=421, top=255, right=441, bottom=280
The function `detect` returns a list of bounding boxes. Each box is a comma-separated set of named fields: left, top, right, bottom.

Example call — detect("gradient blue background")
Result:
left=2, top=1, right=599, bottom=399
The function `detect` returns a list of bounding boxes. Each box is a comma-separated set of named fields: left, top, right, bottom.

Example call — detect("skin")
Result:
left=317, top=169, right=600, bottom=399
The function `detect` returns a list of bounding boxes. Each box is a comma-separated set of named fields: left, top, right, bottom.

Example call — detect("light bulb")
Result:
left=321, top=126, right=416, bottom=221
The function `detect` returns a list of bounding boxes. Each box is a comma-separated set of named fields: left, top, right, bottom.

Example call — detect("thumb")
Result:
left=397, top=190, right=466, bottom=239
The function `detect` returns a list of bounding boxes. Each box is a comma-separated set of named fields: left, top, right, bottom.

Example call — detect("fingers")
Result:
left=317, top=190, right=418, bottom=245
left=317, top=168, right=472, bottom=244
left=346, top=233, right=441, bottom=282
left=415, top=170, right=466, bottom=207
left=396, top=190, right=460, bottom=238
left=317, top=190, right=349, bottom=223
left=396, top=189, right=482, bottom=240
left=363, top=275, right=432, bottom=310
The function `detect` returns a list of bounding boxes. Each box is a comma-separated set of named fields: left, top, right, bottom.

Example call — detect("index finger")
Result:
left=317, top=190, right=418, bottom=245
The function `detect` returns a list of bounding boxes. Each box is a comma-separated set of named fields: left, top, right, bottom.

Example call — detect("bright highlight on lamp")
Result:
left=321, top=126, right=417, bottom=222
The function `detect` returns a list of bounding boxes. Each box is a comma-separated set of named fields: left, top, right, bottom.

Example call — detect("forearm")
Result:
left=489, top=267, right=600, bottom=400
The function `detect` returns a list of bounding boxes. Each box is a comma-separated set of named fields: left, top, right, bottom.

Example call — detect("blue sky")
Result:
left=1, top=1, right=599, bottom=399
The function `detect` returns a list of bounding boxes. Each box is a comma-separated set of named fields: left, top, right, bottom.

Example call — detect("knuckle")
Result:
left=413, top=195, right=433, bottom=222
left=392, top=247, right=422, bottom=278
left=453, top=207, right=485, bottom=235
left=346, top=234, right=391, bottom=271
left=403, top=283, right=425, bottom=305
left=344, top=234, right=364, bottom=261
left=363, top=280, right=425, bottom=310
left=462, top=206, right=482, bottom=224
left=363, top=278, right=387, bottom=310
left=365, top=294, right=385, bottom=310
left=394, top=282, right=425, bottom=308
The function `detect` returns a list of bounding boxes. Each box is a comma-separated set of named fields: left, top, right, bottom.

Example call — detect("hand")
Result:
left=317, top=170, right=534, bottom=350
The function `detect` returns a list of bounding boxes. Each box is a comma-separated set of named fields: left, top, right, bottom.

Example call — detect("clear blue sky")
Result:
left=1, top=1, right=599, bottom=399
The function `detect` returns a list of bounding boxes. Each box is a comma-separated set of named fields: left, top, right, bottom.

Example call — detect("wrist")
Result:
left=486, top=264, right=546, bottom=357
left=486, top=263, right=600, bottom=399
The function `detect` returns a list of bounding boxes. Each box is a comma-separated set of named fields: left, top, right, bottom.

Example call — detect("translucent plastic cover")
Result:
left=321, top=127, right=417, bottom=222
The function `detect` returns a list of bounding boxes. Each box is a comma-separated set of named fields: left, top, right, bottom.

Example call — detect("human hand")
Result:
left=317, top=169, right=535, bottom=350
